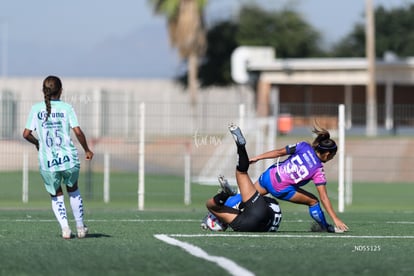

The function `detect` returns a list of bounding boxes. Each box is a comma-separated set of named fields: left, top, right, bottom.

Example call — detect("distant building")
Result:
left=232, top=46, right=414, bottom=132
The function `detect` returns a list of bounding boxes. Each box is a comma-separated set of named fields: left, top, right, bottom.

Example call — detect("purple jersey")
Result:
left=268, top=141, right=327, bottom=191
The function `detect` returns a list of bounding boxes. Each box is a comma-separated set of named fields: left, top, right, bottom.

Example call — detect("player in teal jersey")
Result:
left=23, top=75, right=94, bottom=239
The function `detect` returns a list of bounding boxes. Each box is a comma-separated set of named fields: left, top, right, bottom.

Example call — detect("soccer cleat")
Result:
left=200, top=214, right=209, bottom=230
left=77, top=225, right=89, bottom=238
left=218, top=175, right=236, bottom=196
left=62, top=227, right=72, bottom=239
left=200, top=212, right=228, bottom=231
left=228, top=123, right=246, bottom=146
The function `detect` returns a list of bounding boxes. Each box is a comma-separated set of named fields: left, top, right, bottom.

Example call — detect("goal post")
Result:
left=22, top=152, right=29, bottom=203
left=138, top=102, right=145, bottom=211
left=103, top=152, right=110, bottom=203
left=338, top=104, right=345, bottom=213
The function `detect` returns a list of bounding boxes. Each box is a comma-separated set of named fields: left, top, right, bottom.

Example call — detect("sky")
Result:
left=0, top=0, right=413, bottom=79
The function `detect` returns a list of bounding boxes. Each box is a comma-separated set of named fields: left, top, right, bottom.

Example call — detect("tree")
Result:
left=331, top=4, right=414, bottom=58
left=192, top=5, right=324, bottom=87
left=237, top=5, right=324, bottom=58
left=198, top=21, right=239, bottom=87
left=149, top=0, right=207, bottom=106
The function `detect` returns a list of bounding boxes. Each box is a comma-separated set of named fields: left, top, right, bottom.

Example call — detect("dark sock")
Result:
left=236, top=145, right=249, bottom=172
left=213, top=192, right=230, bottom=205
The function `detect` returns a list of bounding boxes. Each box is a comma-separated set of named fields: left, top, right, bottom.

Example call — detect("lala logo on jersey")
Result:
left=47, top=155, right=71, bottom=168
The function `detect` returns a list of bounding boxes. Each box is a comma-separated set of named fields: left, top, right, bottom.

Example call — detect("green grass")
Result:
left=0, top=171, right=413, bottom=275
left=0, top=171, right=219, bottom=209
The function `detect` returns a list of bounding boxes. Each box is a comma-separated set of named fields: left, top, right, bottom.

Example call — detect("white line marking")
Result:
left=1, top=219, right=309, bottom=223
left=3, top=219, right=199, bottom=223
left=6, top=218, right=413, bottom=223
left=6, top=218, right=414, bottom=228
left=154, top=234, right=254, bottom=276
left=167, top=233, right=414, bottom=239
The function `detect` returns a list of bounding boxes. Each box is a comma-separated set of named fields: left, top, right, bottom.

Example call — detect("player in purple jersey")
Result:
left=248, top=126, right=348, bottom=233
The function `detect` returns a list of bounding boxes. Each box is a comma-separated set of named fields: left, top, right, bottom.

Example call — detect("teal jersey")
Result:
left=25, top=100, right=81, bottom=172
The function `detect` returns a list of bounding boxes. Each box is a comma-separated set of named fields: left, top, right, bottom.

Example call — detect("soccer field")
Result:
left=1, top=209, right=413, bottom=275
left=0, top=173, right=413, bottom=275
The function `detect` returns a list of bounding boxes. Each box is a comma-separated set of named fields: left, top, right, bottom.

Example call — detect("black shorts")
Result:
left=229, top=191, right=280, bottom=232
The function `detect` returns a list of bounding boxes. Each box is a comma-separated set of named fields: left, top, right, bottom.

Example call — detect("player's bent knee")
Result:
left=206, top=198, right=216, bottom=209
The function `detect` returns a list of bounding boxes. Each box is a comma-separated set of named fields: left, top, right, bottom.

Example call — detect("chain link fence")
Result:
left=1, top=84, right=413, bottom=204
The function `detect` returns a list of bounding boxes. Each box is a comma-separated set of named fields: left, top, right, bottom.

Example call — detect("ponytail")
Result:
left=42, top=75, right=62, bottom=122
left=312, top=126, right=337, bottom=154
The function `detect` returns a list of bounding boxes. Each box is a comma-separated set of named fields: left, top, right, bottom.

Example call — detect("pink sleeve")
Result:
left=313, top=167, right=327, bottom=186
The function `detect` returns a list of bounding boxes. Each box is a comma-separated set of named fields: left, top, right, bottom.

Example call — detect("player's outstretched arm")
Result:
left=249, top=147, right=287, bottom=163
left=316, top=185, right=349, bottom=232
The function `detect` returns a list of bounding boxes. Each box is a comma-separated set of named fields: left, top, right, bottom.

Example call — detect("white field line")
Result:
left=5, top=219, right=303, bottom=223
left=4, top=218, right=414, bottom=226
left=168, top=233, right=414, bottom=239
left=4, top=217, right=414, bottom=239
left=4, top=219, right=199, bottom=222
left=154, top=231, right=414, bottom=276
left=4, top=217, right=413, bottom=275
left=5, top=218, right=414, bottom=226
left=386, top=221, right=414, bottom=224
left=154, top=234, right=254, bottom=276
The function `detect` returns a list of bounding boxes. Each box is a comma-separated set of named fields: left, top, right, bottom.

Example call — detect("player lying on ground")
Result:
left=202, top=125, right=282, bottom=232
left=224, top=125, right=348, bottom=233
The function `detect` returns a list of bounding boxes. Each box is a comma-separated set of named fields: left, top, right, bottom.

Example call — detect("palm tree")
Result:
left=149, top=0, right=207, bottom=107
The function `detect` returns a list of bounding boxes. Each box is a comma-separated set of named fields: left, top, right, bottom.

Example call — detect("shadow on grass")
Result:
left=86, top=233, right=112, bottom=238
